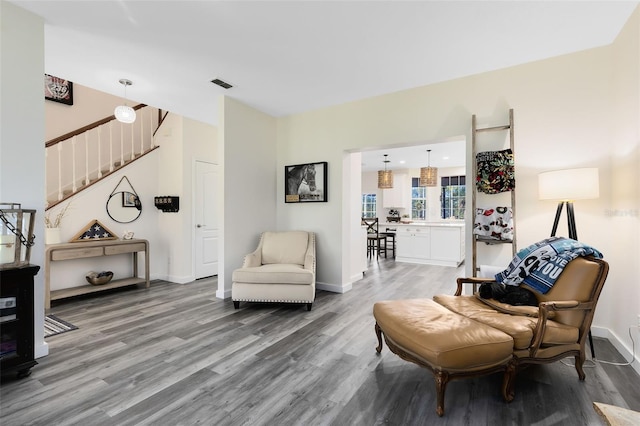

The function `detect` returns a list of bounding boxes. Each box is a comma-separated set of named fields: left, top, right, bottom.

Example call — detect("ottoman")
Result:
left=373, top=299, right=515, bottom=416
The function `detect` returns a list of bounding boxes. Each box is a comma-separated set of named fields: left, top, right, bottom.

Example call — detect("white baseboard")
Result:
left=35, top=341, right=49, bottom=359
left=349, top=272, right=365, bottom=283
left=591, top=325, right=640, bottom=376
left=317, top=281, right=352, bottom=294
left=158, top=274, right=193, bottom=284
left=216, top=288, right=232, bottom=300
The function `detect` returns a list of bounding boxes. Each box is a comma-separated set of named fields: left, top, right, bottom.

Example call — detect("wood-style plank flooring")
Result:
left=1, top=258, right=639, bottom=425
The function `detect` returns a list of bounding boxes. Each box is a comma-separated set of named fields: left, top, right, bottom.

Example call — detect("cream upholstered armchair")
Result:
left=232, top=231, right=316, bottom=311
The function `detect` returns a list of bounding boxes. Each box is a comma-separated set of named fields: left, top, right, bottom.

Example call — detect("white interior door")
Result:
left=195, top=161, right=219, bottom=278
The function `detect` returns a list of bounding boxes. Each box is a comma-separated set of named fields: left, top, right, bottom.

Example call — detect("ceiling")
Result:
left=359, top=138, right=466, bottom=172
left=12, top=1, right=636, bottom=129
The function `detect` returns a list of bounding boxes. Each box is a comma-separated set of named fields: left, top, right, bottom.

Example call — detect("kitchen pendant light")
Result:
left=419, top=149, right=438, bottom=187
left=377, top=154, right=393, bottom=189
left=114, top=79, right=136, bottom=124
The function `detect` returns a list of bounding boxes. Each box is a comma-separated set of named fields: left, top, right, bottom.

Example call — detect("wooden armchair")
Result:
left=436, top=256, right=609, bottom=400
left=374, top=255, right=609, bottom=416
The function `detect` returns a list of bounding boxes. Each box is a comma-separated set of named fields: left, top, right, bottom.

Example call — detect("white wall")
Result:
left=45, top=109, right=218, bottom=287
left=600, top=5, right=640, bottom=367
left=274, top=9, right=640, bottom=369
left=45, top=155, right=160, bottom=288
left=0, top=2, right=47, bottom=357
left=219, top=96, right=277, bottom=299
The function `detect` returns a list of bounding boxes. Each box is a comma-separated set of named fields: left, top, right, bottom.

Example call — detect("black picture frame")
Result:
left=285, top=161, right=328, bottom=203
left=44, top=74, right=73, bottom=105
left=122, top=192, right=137, bottom=208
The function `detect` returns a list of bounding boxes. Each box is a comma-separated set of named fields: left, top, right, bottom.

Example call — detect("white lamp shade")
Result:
left=114, top=105, right=136, bottom=123
left=538, top=168, right=599, bottom=201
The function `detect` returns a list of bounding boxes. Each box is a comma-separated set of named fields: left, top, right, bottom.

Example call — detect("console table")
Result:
left=45, top=239, right=149, bottom=309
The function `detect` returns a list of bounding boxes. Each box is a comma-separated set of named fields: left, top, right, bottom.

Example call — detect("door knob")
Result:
left=196, top=224, right=204, bottom=228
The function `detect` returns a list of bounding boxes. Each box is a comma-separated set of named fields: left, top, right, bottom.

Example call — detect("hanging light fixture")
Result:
left=114, top=79, right=136, bottom=123
left=377, top=154, right=393, bottom=189
left=419, top=149, right=438, bottom=187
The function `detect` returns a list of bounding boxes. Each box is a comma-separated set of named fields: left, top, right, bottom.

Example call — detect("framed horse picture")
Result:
left=285, top=161, right=328, bottom=203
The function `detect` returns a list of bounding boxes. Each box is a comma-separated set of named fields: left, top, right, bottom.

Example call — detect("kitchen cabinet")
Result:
left=395, top=224, right=464, bottom=267
left=429, top=226, right=465, bottom=265
left=396, top=226, right=430, bottom=262
left=382, top=173, right=410, bottom=210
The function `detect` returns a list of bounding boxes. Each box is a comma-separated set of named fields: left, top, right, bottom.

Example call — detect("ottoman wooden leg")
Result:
left=502, top=360, right=517, bottom=402
left=375, top=323, right=384, bottom=353
left=435, top=371, right=449, bottom=417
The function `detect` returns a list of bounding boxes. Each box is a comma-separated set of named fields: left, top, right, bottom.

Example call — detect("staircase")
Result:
left=45, top=104, right=165, bottom=210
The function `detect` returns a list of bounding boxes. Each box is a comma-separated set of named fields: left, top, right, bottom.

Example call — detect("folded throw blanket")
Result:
left=473, top=206, right=513, bottom=241
left=495, top=236, right=603, bottom=294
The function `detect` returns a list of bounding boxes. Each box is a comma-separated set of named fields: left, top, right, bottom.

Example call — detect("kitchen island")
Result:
left=382, top=221, right=465, bottom=267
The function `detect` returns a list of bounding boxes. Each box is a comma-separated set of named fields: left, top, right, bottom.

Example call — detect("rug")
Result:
left=44, top=315, right=78, bottom=338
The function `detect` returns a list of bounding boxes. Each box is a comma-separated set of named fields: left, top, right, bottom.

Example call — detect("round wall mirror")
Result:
left=106, top=191, right=142, bottom=223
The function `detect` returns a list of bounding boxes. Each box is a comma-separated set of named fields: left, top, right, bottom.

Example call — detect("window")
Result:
left=361, top=193, right=377, bottom=218
left=411, top=178, right=426, bottom=220
left=441, top=175, right=466, bottom=219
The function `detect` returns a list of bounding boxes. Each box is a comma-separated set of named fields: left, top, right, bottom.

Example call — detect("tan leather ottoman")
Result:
left=373, top=298, right=515, bottom=416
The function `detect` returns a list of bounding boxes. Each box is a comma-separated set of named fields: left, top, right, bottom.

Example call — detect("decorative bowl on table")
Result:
left=86, top=271, right=113, bottom=285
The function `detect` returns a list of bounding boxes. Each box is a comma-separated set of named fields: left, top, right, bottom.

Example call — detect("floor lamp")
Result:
left=538, top=167, right=600, bottom=358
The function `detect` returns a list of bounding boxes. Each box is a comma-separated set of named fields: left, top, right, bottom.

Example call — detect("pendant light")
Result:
left=114, top=79, right=136, bottom=123
left=419, top=149, right=438, bottom=187
left=377, top=154, right=393, bottom=189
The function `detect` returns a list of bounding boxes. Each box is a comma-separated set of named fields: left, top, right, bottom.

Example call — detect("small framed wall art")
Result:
left=285, top=161, right=327, bottom=203
left=44, top=74, right=73, bottom=105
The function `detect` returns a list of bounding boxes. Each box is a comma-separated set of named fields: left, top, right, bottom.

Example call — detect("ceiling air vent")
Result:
left=211, top=78, right=232, bottom=89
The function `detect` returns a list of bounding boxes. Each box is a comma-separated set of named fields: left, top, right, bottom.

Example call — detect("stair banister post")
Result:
left=72, top=136, right=77, bottom=192
left=150, top=108, right=155, bottom=148
left=98, top=125, right=102, bottom=179
left=130, top=124, right=134, bottom=161
left=109, top=121, right=114, bottom=173
left=84, top=132, right=89, bottom=188
left=140, top=107, right=144, bottom=156
left=56, top=143, right=62, bottom=201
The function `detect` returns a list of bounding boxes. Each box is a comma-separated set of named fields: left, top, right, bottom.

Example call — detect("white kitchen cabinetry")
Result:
left=395, top=224, right=464, bottom=267
left=429, top=226, right=464, bottom=266
left=382, top=173, right=410, bottom=209
left=396, top=226, right=430, bottom=262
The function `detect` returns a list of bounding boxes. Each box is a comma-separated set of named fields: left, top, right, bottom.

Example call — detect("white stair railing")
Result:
left=45, top=105, right=162, bottom=208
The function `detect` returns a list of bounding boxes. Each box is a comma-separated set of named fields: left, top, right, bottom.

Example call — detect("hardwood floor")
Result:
left=1, top=258, right=639, bottom=425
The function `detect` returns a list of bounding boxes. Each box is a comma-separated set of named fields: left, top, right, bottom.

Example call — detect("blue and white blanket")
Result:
left=495, top=236, right=603, bottom=294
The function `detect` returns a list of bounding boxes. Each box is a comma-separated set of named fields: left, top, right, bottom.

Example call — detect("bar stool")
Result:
left=362, top=218, right=385, bottom=258
left=380, top=227, right=396, bottom=258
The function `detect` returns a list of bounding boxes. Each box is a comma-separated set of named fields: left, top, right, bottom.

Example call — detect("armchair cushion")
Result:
left=434, top=294, right=578, bottom=350
left=232, top=263, right=313, bottom=285
left=261, top=231, right=309, bottom=265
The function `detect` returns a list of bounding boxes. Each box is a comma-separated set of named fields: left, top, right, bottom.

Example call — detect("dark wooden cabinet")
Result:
left=1, top=264, right=39, bottom=379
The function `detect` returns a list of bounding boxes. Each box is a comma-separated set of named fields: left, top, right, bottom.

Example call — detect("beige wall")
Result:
left=274, top=8, right=640, bottom=367
left=45, top=82, right=126, bottom=141
left=605, top=5, right=640, bottom=356
left=219, top=96, right=278, bottom=298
